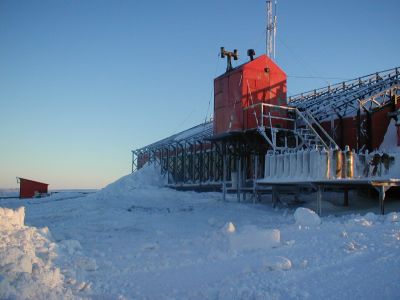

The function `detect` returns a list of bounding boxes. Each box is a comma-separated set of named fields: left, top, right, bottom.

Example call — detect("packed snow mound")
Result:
left=100, top=163, right=167, bottom=195
left=364, top=212, right=378, bottom=222
left=222, top=222, right=236, bottom=234
left=294, top=207, right=321, bottom=226
left=0, top=207, right=84, bottom=299
left=262, top=256, right=292, bottom=271
left=386, top=212, right=399, bottom=223
left=228, top=225, right=280, bottom=252
left=0, top=206, right=25, bottom=229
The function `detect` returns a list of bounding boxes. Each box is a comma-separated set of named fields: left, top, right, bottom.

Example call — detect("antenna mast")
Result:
left=266, top=0, right=277, bottom=59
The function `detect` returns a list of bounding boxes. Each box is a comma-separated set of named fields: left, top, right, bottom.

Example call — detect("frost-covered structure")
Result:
left=132, top=51, right=400, bottom=213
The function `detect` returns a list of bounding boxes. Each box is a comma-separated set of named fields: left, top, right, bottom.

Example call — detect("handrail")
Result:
left=289, top=67, right=399, bottom=104
left=293, top=108, right=329, bottom=149
left=301, top=109, right=338, bottom=149
left=244, top=102, right=297, bottom=111
left=244, top=102, right=334, bottom=150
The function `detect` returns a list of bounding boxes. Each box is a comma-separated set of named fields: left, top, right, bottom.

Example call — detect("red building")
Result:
left=17, top=177, right=49, bottom=199
left=214, top=54, right=287, bottom=135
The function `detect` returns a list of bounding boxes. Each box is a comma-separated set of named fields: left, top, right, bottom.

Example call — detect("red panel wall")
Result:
left=214, top=69, right=244, bottom=134
left=320, top=105, right=395, bottom=151
left=371, top=106, right=392, bottom=150
left=214, top=55, right=287, bottom=135
left=19, top=178, right=48, bottom=198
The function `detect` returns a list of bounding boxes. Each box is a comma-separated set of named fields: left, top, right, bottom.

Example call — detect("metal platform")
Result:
left=257, top=178, right=400, bottom=215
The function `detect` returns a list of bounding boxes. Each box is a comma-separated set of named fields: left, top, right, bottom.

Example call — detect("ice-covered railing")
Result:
left=288, top=67, right=400, bottom=122
left=244, top=103, right=338, bottom=150
left=289, top=67, right=399, bottom=105
left=135, top=121, right=213, bottom=153
left=263, top=147, right=400, bottom=181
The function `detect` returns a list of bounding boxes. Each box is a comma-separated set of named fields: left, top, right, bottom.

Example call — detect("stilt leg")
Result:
left=272, top=186, right=277, bottom=208
left=343, top=188, right=349, bottom=207
left=316, top=186, right=322, bottom=216
left=222, top=155, right=227, bottom=202
left=379, top=185, right=386, bottom=215
left=237, top=158, right=241, bottom=202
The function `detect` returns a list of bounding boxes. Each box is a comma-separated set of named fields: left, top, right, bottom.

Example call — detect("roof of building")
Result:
left=134, top=121, right=213, bottom=152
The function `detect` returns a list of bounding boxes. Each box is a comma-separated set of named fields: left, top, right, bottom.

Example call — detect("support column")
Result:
left=237, top=157, right=241, bottom=202
left=242, top=155, right=247, bottom=201
left=316, top=185, right=322, bottom=216
left=272, top=185, right=280, bottom=208
left=378, top=185, right=389, bottom=215
left=343, top=188, right=349, bottom=207
left=357, top=106, right=361, bottom=152
left=253, top=155, right=259, bottom=204
left=339, top=116, right=344, bottom=149
left=222, top=153, right=227, bottom=202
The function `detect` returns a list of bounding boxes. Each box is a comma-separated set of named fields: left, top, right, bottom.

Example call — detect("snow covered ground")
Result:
left=1, top=164, right=400, bottom=299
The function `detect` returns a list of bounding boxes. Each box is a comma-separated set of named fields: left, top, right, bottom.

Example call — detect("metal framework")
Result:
left=266, top=0, right=277, bottom=59
left=132, top=67, right=400, bottom=205
left=289, top=67, right=400, bottom=121
left=244, top=102, right=338, bottom=150
left=132, top=120, right=270, bottom=195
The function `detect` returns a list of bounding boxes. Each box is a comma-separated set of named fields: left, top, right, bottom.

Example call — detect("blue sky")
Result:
left=1, top=0, right=399, bottom=189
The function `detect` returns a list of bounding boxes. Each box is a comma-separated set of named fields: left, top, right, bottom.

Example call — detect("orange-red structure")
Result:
left=319, top=100, right=400, bottom=151
left=18, top=178, right=49, bottom=199
left=213, top=54, right=287, bottom=135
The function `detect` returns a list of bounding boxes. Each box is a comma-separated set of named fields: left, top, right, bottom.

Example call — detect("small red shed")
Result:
left=17, top=177, right=49, bottom=199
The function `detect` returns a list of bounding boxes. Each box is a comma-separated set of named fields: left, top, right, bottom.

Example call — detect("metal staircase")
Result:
left=251, top=103, right=338, bottom=152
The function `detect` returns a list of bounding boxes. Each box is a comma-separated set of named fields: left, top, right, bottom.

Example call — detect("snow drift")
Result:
left=1, top=159, right=400, bottom=299
left=226, top=224, right=281, bottom=252
left=294, top=207, right=321, bottom=226
left=99, top=163, right=167, bottom=197
left=0, top=207, right=85, bottom=300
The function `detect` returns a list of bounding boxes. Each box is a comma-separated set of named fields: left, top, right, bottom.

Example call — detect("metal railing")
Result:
left=244, top=103, right=338, bottom=151
left=289, top=67, right=399, bottom=105
left=289, top=67, right=400, bottom=122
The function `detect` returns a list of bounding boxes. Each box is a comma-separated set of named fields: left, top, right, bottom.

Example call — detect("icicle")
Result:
left=309, top=147, right=319, bottom=179
left=296, top=149, right=303, bottom=179
left=270, top=152, right=277, bottom=179
left=302, top=150, right=310, bottom=179
left=283, top=152, right=290, bottom=178
left=276, top=153, right=284, bottom=179
left=290, top=151, right=297, bottom=178
left=321, top=148, right=330, bottom=179
left=264, top=153, right=271, bottom=179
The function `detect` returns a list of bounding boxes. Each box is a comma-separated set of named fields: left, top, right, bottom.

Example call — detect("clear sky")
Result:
left=1, top=0, right=399, bottom=189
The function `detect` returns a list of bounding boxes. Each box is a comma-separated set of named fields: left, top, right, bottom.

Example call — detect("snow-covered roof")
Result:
left=134, top=121, right=213, bottom=152
left=289, top=67, right=400, bottom=121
